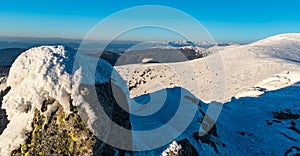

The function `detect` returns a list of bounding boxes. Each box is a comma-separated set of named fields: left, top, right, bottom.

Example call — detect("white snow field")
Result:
left=127, top=34, right=300, bottom=155
left=0, top=33, right=300, bottom=155
left=115, top=33, right=300, bottom=102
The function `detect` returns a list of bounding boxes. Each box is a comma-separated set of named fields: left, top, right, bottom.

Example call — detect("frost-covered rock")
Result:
left=0, top=46, right=76, bottom=155
left=3, top=46, right=75, bottom=118
left=162, top=141, right=182, bottom=156
left=0, top=45, right=132, bottom=155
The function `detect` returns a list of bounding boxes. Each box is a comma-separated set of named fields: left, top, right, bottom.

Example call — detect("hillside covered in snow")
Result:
left=0, top=33, right=299, bottom=155
left=114, top=33, right=300, bottom=155
left=115, top=33, right=300, bottom=102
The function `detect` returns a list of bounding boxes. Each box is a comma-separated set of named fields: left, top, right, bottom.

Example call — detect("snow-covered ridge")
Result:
left=150, top=45, right=206, bottom=53
left=115, top=33, right=300, bottom=102
left=1, top=33, right=300, bottom=155
left=127, top=40, right=238, bottom=52
left=155, top=40, right=238, bottom=48
left=257, top=33, right=300, bottom=43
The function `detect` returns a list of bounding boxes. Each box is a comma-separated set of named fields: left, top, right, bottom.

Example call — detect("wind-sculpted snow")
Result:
left=3, top=46, right=75, bottom=118
left=0, top=46, right=76, bottom=155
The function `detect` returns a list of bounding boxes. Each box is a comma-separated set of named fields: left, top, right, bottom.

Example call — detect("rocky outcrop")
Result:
left=0, top=87, right=10, bottom=135
left=11, top=103, right=95, bottom=156
left=10, top=80, right=132, bottom=156
left=177, top=139, right=198, bottom=156
left=0, top=46, right=133, bottom=155
left=0, top=65, right=10, bottom=76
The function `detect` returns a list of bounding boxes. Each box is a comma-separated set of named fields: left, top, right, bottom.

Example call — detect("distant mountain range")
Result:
left=0, top=36, right=238, bottom=52
left=0, top=36, right=238, bottom=66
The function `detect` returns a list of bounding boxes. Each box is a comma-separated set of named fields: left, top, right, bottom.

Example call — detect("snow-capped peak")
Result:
left=252, top=33, right=300, bottom=46
left=265, top=33, right=300, bottom=41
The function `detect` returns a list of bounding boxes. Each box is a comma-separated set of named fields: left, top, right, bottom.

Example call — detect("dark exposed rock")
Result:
left=193, top=132, right=210, bottom=144
left=193, top=131, right=221, bottom=154
left=285, top=146, right=300, bottom=156
left=95, top=82, right=131, bottom=130
left=41, top=98, right=56, bottom=112
left=201, top=115, right=218, bottom=137
left=0, top=65, right=10, bottom=76
left=266, top=120, right=273, bottom=126
left=238, top=131, right=246, bottom=136
left=291, top=121, right=296, bottom=127
left=273, top=110, right=300, bottom=120
left=177, top=139, right=198, bottom=156
left=0, top=86, right=10, bottom=135
left=272, top=119, right=282, bottom=123
left=192, top=113, right=224, bottom=154
left=94, top=82, right=132, bottom=153
left=210, top=141, right=218, bottom=153
left=288, top=126, right=300, bottom=135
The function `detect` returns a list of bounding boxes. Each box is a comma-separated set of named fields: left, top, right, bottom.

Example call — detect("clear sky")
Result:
left=0, top=0, right=300, bottom=43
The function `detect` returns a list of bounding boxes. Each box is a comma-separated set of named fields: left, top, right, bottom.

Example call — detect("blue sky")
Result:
left=0, top=0, right=299, bottom=43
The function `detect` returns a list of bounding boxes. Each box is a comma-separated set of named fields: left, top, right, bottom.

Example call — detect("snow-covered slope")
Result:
left=217, top=82, right=300, bottom=155
left=1, top=34, right=300, bottom=155
left=131, top=83, right=300, bottom=155
left=115, top=33, right=300, bottom=102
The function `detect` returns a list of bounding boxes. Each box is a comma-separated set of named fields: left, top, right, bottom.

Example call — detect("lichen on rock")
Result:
left=11, top=100, right=95, bottom=156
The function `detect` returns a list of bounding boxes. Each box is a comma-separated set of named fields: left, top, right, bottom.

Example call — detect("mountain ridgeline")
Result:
left=0, top=34, right=300, bottom=155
